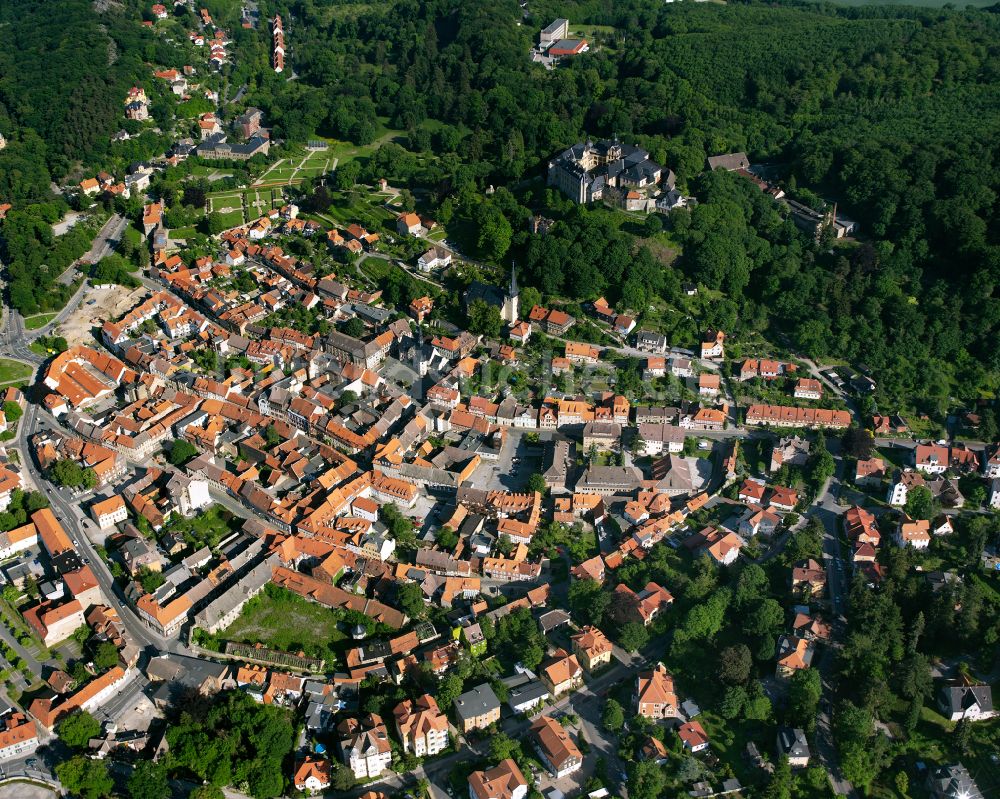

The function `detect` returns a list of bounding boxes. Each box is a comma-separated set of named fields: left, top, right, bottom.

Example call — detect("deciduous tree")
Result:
left=57, top=710, right=101, bottom=749
left=602, top=698, right=625, bottom=732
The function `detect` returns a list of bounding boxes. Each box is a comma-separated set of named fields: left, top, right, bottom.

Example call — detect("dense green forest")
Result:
left=252, top=0, right=1000, bottom=406
left=2, top=0, right=999, bottom=408
left=0, top=0, right=163, bottom=195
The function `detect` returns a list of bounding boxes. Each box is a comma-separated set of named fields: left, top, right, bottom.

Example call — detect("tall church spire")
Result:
left=502, top=262, right=520, bottom=324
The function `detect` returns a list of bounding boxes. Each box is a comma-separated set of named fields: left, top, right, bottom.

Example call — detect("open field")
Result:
left=308, top=119, right=405, bottom=167
left=207, top=182, right=288, bottom=228
left=569, top=24, right=615, bottom=37
left=221, top=585, right=348, bottom=664
left=216, top=208, right=246, bottom=228
left=205, top=190, right=244, bottom=216
left=313, top=191, right=397, bottom=231
left=253, top=148, right=333, bottom=187
left=188, top=164, right=235, bottom=180
left=168, top=225, right=198, bottom=240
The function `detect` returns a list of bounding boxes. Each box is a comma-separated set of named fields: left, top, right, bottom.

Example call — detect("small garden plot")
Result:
left=162, top=504, right=241, bottom=551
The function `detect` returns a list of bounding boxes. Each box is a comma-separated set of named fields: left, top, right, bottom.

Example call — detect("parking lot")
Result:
left=469, top=429, right=570, bottom=492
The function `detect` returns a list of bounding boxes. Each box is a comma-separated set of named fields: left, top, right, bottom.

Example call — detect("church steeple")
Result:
left=502, top=262, right=520, bottom=324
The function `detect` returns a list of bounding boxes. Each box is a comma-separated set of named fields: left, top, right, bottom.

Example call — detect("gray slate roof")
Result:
left=453, top=683, right=501, bottom=721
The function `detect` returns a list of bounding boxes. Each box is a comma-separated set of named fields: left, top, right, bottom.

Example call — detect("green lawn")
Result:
left=169, top=226, right=198, bottom=239
left=206, top=193, right=245, bottom=217
left=0, top=360, right=34, bottom=384
left=569, top=24, right=616, bottom=38
left=206, top=190, right=244, bottom=202
left=123, top=226, right=143, bottom=248
left=298, top=164, right=330, bottom=177
left=260, top=167, right=298, bottom=182
left=251, top=151, right=331, bottom=185
left=215, top=209, right=245, bottom=229
left=310, top=119, right=404, bottom=167
left=189, top=164, right=234, bottom=179
left=22, top=313, right=57, bottom=330
left=221, top=584, right=348, bottom=664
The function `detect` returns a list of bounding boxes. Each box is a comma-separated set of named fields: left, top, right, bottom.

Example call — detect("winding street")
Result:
left=18, top=402, right=188, bottom=657
left=808, top=446, right=857, bottom=797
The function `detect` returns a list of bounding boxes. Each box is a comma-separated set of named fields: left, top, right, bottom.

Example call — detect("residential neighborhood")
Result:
left=0, top=1, right=997, bottom=799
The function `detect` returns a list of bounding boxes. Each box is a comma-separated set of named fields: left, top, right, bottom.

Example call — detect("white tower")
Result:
left=501, top=263, right=520, bottom=323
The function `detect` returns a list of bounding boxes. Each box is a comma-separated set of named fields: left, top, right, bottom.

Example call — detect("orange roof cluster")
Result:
left=272, top=566, right=407, bottom=628
left=42, top=346, right=131, bottom=410
left=746, top=404, right=850, bottom=429
left=844, top=505, right=880, bottom=545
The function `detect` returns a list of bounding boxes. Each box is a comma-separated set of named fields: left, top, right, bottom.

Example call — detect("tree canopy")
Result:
left=57, top=710, right=101, bottom=749
left=165, top=691, right=294, bottom=799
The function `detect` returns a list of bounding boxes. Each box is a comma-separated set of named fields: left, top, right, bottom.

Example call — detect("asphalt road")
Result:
left=0, top=306, right=43, bottom=366
left=79, top=214, right=127, bottom=271
left=811, top=453, right=856, bottom=798
left=19, top=403, right=187, bottom=657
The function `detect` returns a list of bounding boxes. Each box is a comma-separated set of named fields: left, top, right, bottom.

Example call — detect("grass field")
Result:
left=206, top=184, right=288, bottom=228
left=569, top=24, right=615, bottom=38
left=206, top=191, right=244, bottom=211
left=216, top=209, right=245, bottom=228
left=0, top=359, right=34, bottom=384
left=318, top=192, right=396, bottom=230
left=169, top=225, right=198, bottom=239
left=222, top=585, right=348, bottom=664
left=22, top=313, right=57, bottom=331
left=309, top=119, right=404, bottom=167
left=123, top=226, right=143, bottom=249
left=189, top=164, right=234, bottom=180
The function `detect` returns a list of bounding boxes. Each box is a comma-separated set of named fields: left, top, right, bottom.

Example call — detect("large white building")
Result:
left=0, top=712, right=39, bottom=761
left=394, top=695, right=450, bottom=757
left=91, top=495, right=128, bottom=529
left=338, top=714, right=393, bottom=779
left=167, top=474, right=211, bottom=516
left=540, top=18, right=569, bottom=44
